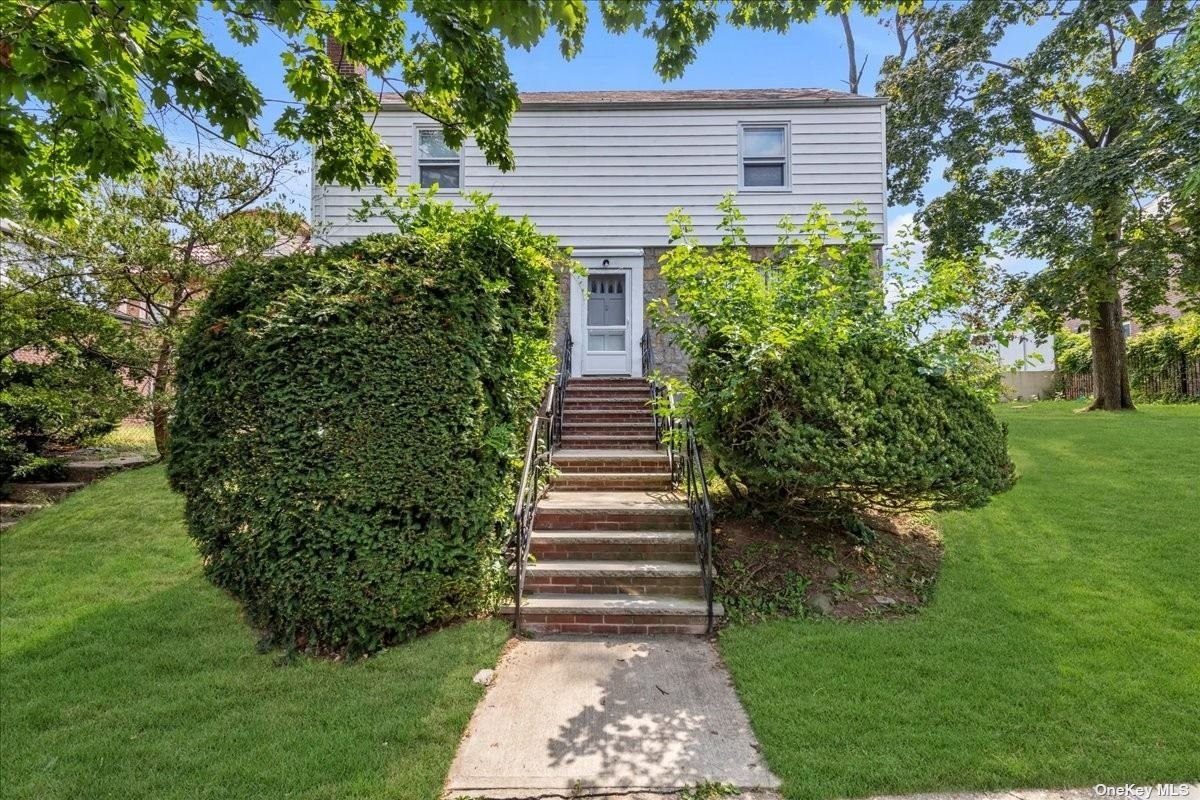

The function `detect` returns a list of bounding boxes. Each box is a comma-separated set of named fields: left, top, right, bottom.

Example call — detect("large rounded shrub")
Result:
left=690, top=331, right=1015, bottom=514
left=168, top=200, right=561, bottom=653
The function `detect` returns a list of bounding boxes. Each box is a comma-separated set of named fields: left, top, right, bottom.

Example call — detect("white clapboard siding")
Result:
left=314, top=101, right=887, bottom=248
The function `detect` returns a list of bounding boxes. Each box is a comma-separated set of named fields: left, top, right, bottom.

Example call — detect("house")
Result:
left=312, top=88, right=888, bottom=376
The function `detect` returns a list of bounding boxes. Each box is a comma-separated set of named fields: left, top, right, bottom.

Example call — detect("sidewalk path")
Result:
left=443, top=635, right=781, bottom=798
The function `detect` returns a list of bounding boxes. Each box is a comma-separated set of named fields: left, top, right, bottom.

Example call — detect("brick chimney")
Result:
left=326, top=37, right=367, bottom=78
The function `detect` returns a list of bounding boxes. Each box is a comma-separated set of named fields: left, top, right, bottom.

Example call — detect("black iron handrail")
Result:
left=510, top=332, right=571, bottom=633
left=641, top=327, right=712, bottom=631
left=640, top=328, right=678, bottom=481
left=682, top=419, right=716, bottom=633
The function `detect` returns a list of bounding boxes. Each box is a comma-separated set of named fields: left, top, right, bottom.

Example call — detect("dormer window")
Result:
left=739, top=123, right=789, bottom=190
left=415, top=127, right=462, bottom=189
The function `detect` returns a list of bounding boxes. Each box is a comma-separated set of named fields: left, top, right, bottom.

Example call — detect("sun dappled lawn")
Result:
left=90, top=420, right=159, bottom=456
left=720, top=402, right=1200, bottom=799
left=0, top=466, right=509, bottom=800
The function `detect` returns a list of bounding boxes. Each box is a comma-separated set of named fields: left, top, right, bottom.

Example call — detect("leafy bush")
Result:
left=1, top=288, right=139, bottom=483
left=167, top=197, right=561, bottom=654
left=1055, top=314, right=1200, bottom=402
left=653, top=199, right=1015, bottom=518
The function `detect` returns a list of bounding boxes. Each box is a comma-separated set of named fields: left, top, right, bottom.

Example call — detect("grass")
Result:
left=89, top=421, right=159, bottom=457
left=720, top=401, right=1200, bottom=799
left=0, top=466, right=509, bottom=800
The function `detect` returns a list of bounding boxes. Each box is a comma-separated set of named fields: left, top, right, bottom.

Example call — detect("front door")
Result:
left=582, top=271, right=631, bottom=375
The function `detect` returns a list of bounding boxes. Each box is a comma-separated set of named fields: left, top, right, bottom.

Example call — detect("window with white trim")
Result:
left=739, top=123, right=789, bottom=189
left=415, top=127, right=462, bottom=189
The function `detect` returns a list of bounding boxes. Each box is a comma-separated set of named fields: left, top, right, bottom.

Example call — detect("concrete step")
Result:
left=3, top=481, right=86, bottom=503
left=531, top=530, right=695, bottom=562
left=0, top=502, right=47, bottom=524
left=550, top=472, right=673, bottom=491
left=501, top=594, right=721, bottom=635
left=553, top=448, right=669, bottom=473
left=519, top=560, right=704, bottom=597
left=534, top=490, right=689, bottom=530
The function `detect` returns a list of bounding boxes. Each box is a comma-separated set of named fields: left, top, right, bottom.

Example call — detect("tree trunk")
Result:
left=1087, top=297, right=1135, bottom=411
left=149, top=338, right=174, bottom=456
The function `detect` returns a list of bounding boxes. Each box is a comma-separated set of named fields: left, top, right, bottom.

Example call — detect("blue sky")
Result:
left=192, top=6, right=1044, bottom=274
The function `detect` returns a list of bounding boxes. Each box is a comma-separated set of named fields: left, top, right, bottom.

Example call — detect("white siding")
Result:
left=314, top=103, right=887, bottom=248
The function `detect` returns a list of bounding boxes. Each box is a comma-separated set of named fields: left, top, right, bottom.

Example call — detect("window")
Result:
left=1122, top=321, right=1133, bottom=338
left=415, top=127, right=461, bottom=189
left=739, top=123, right=789, bottom=190
left=586, top=274, right=626, bottom=352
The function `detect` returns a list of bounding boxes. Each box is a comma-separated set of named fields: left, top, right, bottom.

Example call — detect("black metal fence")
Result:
left=1056, top=355, right=1200, bottom=402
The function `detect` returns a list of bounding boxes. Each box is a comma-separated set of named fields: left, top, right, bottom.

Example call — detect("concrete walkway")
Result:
left=444, top=636, right=781, bottom=798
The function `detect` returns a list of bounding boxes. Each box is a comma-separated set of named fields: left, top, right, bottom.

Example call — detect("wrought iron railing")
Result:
left=509, top=332, right=571, bottom=633
left=641, top=327, right=713, bottom=631
left=682, top=419, right=716, bottom=633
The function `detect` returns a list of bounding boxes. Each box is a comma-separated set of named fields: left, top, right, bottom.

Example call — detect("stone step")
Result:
left=560, top=435, right=658, bottom=449
left=3, top=481, right=86, bottom=503
left=0, top=502, right=47, bottom=524
left=531, top=530, right=694, bottom=562
left=518, top=560, right=705, bottom=597
left=550, top=472, right=673, bottom=491
left=62, top=455, right=150, bottom=483
left=501, top=594, right=721, bottom=635
left=534, top=490, right=690, bottom=530
left=552, top=448, right=669, bottom=473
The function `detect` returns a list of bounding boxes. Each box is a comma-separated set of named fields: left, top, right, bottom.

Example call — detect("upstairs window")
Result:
left=415, top=127, right=462, bottom=189
left=739, top=123, right=789, bottom=190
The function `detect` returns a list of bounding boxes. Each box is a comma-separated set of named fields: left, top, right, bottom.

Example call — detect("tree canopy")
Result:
left=2, top=0, right=890, bottom=221
left=881, top=0, right=1200, bottom=409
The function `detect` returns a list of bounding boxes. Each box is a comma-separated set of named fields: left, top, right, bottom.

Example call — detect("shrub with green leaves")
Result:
left=1055, top=314, right=1200, bottom=402
left=167, top=197, right=561, bottom=654
left=1, top=287, right=140, bottom=483
left=652, top=198, right=1015, bottom=517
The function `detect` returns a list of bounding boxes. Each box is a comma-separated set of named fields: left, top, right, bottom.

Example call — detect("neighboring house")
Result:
left=312, top=88, right=888, bottom=376
left=995, top=331, right=1056, bottom=399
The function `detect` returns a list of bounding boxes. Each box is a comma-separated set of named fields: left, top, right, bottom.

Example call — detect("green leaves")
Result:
left=4, top=0, right=886, bottom=221
left=167, top=197, right=562, bottom=654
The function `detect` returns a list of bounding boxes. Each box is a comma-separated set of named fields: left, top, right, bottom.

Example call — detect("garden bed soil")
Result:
left=713, top=509, right=943, bottom=622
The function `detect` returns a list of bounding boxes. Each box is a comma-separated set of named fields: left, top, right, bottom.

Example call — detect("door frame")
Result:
left=569, top=249, right=644, bottom=377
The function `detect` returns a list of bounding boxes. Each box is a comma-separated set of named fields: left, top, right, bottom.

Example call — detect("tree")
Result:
left=4, top=150, right=308, bottom=455
left=881, top=0, right=1200, bottom=410
left=2, top=0, right=890, bottom=221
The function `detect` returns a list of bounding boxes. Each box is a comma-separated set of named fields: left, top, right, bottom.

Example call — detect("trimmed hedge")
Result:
left=168, top=200, right=561, bottom=653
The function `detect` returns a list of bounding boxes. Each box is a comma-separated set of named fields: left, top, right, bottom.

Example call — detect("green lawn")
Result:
left=721, top=402, right=1200, bottom=799
left=0, top=466, right=509, bottom=800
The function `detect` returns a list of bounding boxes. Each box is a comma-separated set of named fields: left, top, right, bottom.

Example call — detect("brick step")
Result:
left=566, top=388, right=651, bottom=398
left=562, top=408, right=656, bottom=423
left=569, top=377, right=649, bottom=386
left=550, top=472, right=673, bottom=490
left=534, top=490, right=689, bottom=530
left=0, top=502, right=47, bottom=524
left=518, top=560, right=704, bottom=597
left=562, top=421, right=656, bottom=435
left=563, top=401, right=653, bottom=414
left=501, top=594, right=721, bottom=635
left=553, top=449, right=669, bottom=473
left=531, top=530, right=694, bottom=561
left=560, top=435, right=658, bottom=449
left=3, top=481, right=86, bottom=503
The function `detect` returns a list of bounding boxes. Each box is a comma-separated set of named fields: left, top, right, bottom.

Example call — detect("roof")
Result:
left=380, top=88, right=885, bottom=111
